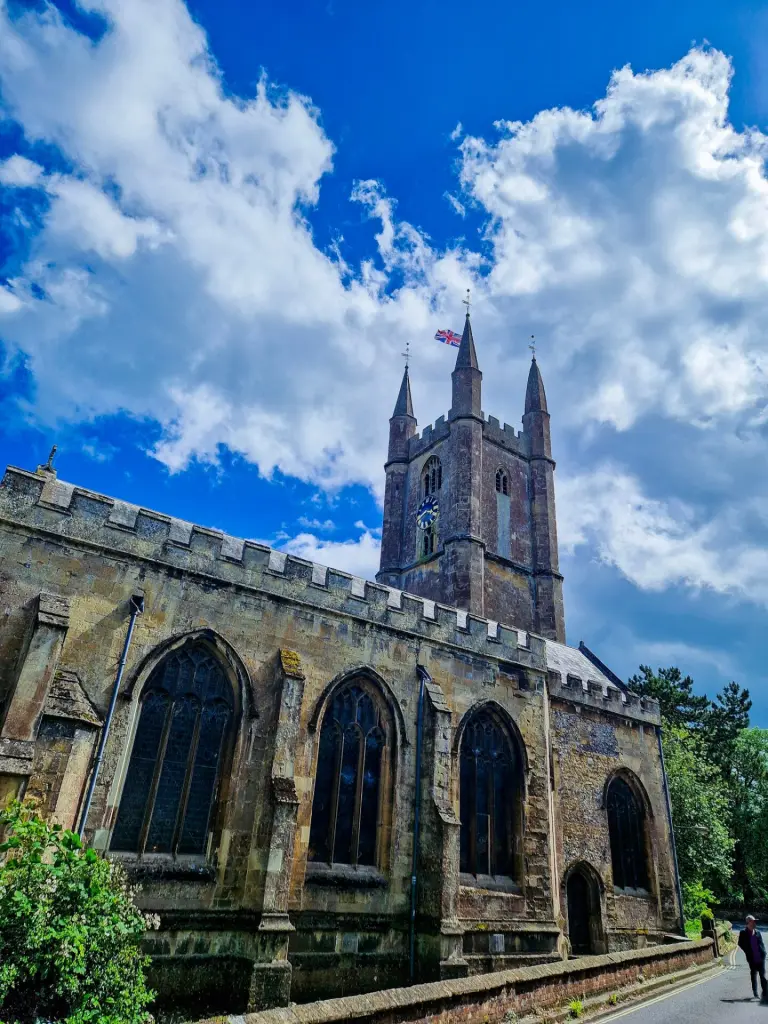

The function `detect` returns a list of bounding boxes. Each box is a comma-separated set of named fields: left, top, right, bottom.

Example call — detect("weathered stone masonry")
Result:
left=0, top=316, right=680, bottom=1015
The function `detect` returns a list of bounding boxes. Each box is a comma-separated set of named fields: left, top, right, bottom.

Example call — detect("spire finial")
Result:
left=462, top=288, right=471, bottom=316
left=529, top=335, right=536, bottom=361
left=401, top=341, right=410, bottom=369
left=45, top=444, right=57, bottom=470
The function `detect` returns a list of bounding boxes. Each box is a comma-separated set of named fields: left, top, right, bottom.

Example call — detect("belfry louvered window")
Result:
left=308, top=681, right=391, bottom=867
left=459, top=710, right=521, bottom=879
left=422, top=456, right=442, bottom=497
left=111, top=643, right=233, bottom=857
left=495, top=470, right=509, bottom=495
left=607, top=776, right=649, bottom=890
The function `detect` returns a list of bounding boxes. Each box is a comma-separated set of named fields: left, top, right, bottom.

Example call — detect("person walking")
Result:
left=738, top=915, right=768, bottom=1000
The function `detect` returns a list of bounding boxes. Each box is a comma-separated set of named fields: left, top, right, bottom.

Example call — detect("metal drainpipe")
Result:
left=77, top=593, right=144, bottom=839
left=410, top=664, right=429, bottom=984
left=656, top=724, right=685, bottom=936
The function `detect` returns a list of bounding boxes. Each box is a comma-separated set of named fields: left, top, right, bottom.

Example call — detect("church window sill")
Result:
left=613, top=885, right=652, bottom=899
left=109, top=852, right=216, bottom=883
left=305, top=862, right=388, bottom=889
left=460, top=872, right=522, bottom=895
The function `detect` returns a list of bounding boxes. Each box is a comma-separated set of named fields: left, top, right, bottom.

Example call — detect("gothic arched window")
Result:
left=308, top=680, right=392, bottom=868
left=459, top=709, right=522, bottom=880
left=495, top=469, right=509, bottom=495
left=423, top=456, right=442, bottom=497
left=111, top=642, right=234, bottom=857
left=607, top=775, right=649, bottom=891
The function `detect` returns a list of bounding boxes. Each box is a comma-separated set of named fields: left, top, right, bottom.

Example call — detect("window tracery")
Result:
left=308, top=680, right=392, bottom=868
left=495, top=470, right=509, bottom=495
left=606, top=775, right=649, bottom=890
left=459, top=709, right=521, bottom=879
left=423, top=456, right=442, bottom=497
left=111, top=642, right=233, bottom=857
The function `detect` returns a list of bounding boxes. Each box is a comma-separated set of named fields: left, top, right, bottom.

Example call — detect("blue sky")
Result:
left=2, top=0, right=768, bottom=724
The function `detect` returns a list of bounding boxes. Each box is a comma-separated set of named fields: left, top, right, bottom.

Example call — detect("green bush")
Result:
left=568, top=999, right=584, bottom=1018
left=682, top=880, right=716, bottom=930
left=0, top=799, right=156, bottom=1024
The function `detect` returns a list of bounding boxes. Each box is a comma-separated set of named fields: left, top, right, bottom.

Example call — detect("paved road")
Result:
left=597, top=944, right=768, bottom=1023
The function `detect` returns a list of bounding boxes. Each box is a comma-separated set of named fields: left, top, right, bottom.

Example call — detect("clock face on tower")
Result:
left=416, top=495, right=439, bottom=531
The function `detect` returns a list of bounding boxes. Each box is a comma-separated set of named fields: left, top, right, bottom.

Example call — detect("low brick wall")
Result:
left=197, top=939, right=714, bottom=1024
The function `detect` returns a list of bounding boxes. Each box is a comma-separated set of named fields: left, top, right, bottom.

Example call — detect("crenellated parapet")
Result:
left=546, top=670, right=661, bottom=726
left=406, top=412, right=528, bottom=461
left=408, top=414, right=451, bottom=459
left=0, top=464, right=656, bottom=725
left=482, top=415, right=527, bottom=455
left=0, top=466, right=534, bottom=667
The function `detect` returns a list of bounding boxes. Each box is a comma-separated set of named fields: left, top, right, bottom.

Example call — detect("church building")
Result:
left=0, top=311, right=681, bottom=1017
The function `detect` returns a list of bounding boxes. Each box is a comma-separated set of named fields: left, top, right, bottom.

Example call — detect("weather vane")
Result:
left=462, top=288, right=471, bottom=314
left=401, top=341, right=410, bottom=368
left=529, top=335, right=536, bottom=360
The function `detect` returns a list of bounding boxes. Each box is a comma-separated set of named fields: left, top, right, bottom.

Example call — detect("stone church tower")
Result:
left=377, top=311, right=565, bottom=642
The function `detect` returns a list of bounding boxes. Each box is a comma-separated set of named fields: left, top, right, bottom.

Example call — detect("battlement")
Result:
left=0, top=466, right=536, bottom=667
left=405, top=411, right=528, bottom=460
left=546, top=668, right=661, bottom=726
left=409, top=414, right=451, bottom=458
left=0, top=464, right=652, bottom=725
left=483, top=414, right=526, bottom=455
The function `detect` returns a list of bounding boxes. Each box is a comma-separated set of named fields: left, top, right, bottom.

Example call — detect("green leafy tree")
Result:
left=628, top=666, right=710, bottom=732
left=729, top=728, right=768, bottom=904
left=0, top=800, right=155, bottom=1024
left=701, top=682, right=752, bottom=774
left=662, top=726, right=734, bottom=897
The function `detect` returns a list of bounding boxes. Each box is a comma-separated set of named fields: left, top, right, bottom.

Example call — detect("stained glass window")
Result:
left=111, top=643, right=233, bottom=857
left=308, top=682, right=390, bottom=867
left=459, top=710, right=519, bottom=879
left=607, top=776, right=649, bottom=890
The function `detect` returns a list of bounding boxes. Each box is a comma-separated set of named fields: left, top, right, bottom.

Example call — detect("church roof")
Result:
left=454, top=313, right=479, bottom=370
left=392, top=365, right=414, bottom=418
left=524, top=356, right=548, bottom=414
left=544, top=638, right=622, bottom=693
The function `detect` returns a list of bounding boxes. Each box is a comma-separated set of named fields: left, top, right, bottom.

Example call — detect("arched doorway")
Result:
left=566, top=865, right=603, bottom=956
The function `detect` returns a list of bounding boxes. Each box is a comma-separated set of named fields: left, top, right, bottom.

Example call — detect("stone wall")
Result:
left=202, top=939, right=714, bottom=1024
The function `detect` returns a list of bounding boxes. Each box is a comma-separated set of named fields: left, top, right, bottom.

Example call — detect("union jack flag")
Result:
left=434, top=328, right=461, bottom=347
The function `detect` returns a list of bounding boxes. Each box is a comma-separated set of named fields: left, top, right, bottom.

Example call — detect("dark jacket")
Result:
left=739, top=926, right=766, bottom=965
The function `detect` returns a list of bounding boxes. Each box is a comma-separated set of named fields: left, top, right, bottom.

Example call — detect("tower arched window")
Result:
left=495, top=469, right=508, bottom=496
left=606, top=775, right=649, bottom=891
left=423, top=456, right=442, bottom=498
left=459, top=708, right=523, bottom=880
left=111, top=642, right=234, bottom=857
left=308, top=680, right=392, bottom=868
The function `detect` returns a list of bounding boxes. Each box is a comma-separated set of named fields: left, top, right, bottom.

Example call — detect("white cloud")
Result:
left=559, top=466, right=768, bottom=601
left=0, top=286, right=22, bottom=314
left=0, top=154, right=43, bottom=186
left=297, top=516, right=336, bottom=531
left=281, top=525, right=381, bottom=579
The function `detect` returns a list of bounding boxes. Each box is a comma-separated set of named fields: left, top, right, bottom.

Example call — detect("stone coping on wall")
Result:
left=198, top=939, right=712, bottom=1024
left=0, top=464, right=659, bottom=725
